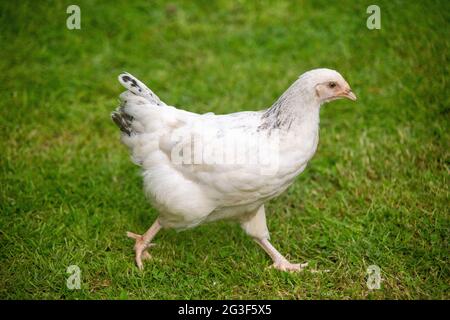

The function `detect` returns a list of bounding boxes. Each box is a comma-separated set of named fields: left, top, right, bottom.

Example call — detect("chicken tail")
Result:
left=118, top=72, right=166, bottom=106
left=112, top=72, right=167, bottom=136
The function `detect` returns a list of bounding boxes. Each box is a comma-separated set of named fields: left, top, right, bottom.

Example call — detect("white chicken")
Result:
left=111, top=68, right=356, bottom=271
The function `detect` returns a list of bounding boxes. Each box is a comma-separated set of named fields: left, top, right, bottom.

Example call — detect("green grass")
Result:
left=0, top=0, right=448, bottom=299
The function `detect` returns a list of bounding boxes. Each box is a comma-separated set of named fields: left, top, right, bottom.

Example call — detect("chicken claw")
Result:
left=126, top=231, right=156, bottom=270
left=271, top=261, right=309, bottom=272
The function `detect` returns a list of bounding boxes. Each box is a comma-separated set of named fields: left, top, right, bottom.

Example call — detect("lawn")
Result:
left=0, top=0, right=448, bottom=299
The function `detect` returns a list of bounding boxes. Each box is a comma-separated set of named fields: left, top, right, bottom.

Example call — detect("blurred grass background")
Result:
left=0, top=0, right=448, bottom=299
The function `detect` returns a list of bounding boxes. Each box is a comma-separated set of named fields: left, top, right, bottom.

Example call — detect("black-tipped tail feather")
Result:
left=118, top=72, right=165, bottom=106
left=111, top=110, right=133, bottom=136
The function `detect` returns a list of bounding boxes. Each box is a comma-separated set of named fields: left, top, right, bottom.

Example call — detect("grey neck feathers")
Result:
left=260, top=77, right=319, bottom=131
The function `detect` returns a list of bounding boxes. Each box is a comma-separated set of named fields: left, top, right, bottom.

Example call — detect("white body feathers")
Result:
left=112, top=70, right=335, bottom=234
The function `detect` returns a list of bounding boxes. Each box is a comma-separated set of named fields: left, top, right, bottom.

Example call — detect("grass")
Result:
left=0, top=0, right=448, bottom=299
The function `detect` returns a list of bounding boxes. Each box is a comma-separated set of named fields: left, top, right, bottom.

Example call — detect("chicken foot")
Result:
left=126, top=218, right=162, bottom=270
left=241, top=205, right=308, bottom=272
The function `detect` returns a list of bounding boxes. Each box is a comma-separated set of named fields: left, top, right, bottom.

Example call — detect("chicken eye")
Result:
left=328, top=82, right=337, bottom=88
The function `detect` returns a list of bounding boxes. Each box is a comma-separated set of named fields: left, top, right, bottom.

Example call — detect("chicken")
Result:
left=111, top=68, right=356, bottom=271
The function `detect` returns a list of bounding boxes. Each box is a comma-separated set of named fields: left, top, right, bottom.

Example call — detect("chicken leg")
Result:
left=241, top=205, right=308, bottom=272
left=127, top=218, right=162, bottom=270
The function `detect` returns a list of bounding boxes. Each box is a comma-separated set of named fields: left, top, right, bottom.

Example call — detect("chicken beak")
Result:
left=340, top=89, right=357, bottom=101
